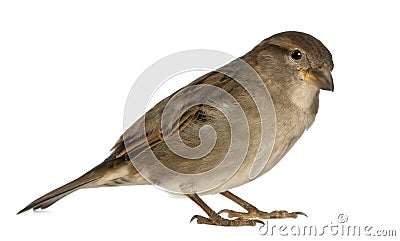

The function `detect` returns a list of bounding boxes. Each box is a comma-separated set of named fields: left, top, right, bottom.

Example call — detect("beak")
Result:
left=303, top=65, right=334, bottom=91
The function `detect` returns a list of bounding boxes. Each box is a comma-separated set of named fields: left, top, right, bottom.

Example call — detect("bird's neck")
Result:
left=269, top=83, right=320, bottom=131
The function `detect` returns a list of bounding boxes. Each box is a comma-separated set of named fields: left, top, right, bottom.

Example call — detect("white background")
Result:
left=1, top=1, right=399, bottom=241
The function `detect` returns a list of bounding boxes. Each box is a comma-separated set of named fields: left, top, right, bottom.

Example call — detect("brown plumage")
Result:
left=18, top=31, right=334, bottom=226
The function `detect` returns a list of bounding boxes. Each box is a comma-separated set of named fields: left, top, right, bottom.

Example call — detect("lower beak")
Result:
left=304, top=66, right=334, bottom=91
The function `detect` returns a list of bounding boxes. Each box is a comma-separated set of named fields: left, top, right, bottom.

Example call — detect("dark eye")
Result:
left=290, top=50, right=302, bottom=60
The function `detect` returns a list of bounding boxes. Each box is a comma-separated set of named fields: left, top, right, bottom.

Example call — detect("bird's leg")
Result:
left=218, top=191, right=307, bottom=219
left=187, top=193, right=264, bottom=226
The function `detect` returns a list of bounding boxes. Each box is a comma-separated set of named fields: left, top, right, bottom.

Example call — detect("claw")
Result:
left=190, top=215, right=216, bottom=225
left=217, top=209, right=229, bottom=215
left=294, top=211, right=308, bottom=218
left=190, top=215, right=199, bottom=223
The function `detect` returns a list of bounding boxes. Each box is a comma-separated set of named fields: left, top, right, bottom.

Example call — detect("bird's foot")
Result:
left=218, top=208, right=307, bottom=219
left=190, top=214, right=264, bottom=226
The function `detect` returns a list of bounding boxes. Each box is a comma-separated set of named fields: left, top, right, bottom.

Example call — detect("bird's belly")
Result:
left=201, top=124, right=304, bottom=195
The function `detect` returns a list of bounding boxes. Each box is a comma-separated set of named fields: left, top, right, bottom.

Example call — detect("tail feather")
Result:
left=17, top=156, right=139, bottom=214
left=17, top=174, right=101, bottom=214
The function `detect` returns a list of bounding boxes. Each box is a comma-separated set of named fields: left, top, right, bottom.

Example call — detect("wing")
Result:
left=108, top=71, right=233, bottom=161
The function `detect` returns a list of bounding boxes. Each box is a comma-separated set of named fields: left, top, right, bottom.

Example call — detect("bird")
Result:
left=17, top=31, right=334, bottom=226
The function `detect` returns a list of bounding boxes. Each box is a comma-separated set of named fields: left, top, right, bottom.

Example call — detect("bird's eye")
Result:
left=290, top=50, right=302, bottom=60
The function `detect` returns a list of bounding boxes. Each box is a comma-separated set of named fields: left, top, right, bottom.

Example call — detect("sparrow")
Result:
left=18, top=31, right=334, bottom=226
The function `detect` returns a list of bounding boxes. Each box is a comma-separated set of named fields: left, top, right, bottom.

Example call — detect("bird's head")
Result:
left=248, top=31, right=334, bottom=92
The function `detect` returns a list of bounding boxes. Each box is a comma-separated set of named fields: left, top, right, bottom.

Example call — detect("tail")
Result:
left=17, top=156, right=142, bottom=214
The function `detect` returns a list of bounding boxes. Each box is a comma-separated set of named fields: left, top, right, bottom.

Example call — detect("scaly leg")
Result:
left=187, top=193, right=264, bottom=226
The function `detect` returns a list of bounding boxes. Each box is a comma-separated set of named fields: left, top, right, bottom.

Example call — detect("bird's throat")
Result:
left=289, top=85, right=320, bottom=114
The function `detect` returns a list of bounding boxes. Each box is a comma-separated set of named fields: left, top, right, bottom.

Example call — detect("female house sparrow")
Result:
left=18, top=31, right=333, bottom=226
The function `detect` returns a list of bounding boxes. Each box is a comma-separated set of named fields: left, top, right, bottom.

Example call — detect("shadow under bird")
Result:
left=18, top=31, right=334, bottom=226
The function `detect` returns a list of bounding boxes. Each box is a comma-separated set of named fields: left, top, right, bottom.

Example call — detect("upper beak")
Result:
left=303, top=65, right=334, bottom=91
